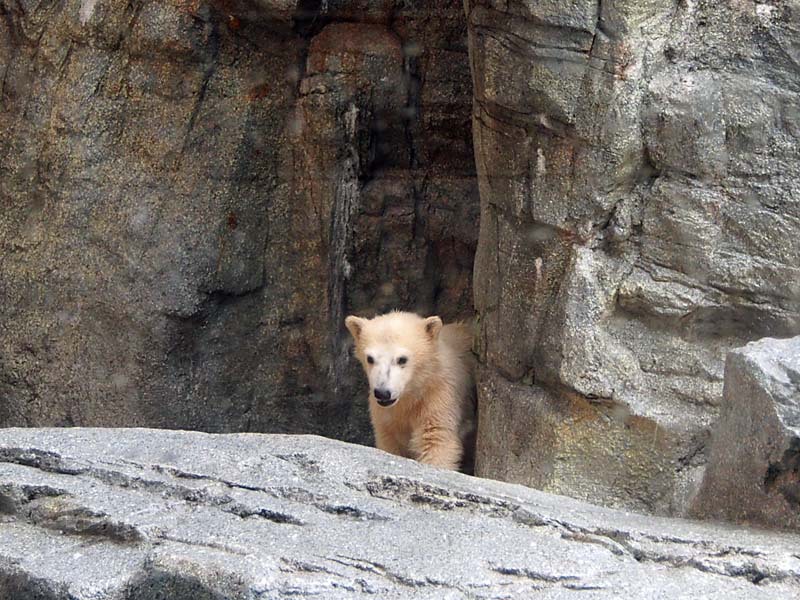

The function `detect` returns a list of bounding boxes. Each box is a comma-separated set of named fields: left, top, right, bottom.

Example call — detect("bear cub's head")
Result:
left=345, top=311, right=442, bottom=408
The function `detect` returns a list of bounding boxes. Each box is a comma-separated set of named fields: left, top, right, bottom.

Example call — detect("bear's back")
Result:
left=440, top=321, right=473, bottom=356
left=438, top=321, right=477, bottom=474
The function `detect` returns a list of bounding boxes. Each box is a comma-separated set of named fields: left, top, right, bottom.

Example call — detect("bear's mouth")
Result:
left=376, top=397, right=397, bottom=407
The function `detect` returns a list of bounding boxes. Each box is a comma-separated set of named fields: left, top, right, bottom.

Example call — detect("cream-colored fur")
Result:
left=345, top=311, right=476, bottom=472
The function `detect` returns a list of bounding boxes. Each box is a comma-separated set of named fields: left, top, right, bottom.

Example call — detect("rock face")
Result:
left=693, top=336, right=800, bottom=531
left=3, top=0, right=800, bottom=528
left=467, top=1, right=800, bottom=515
left=0, top=1, right=478, bottom=441
left=1, top=428, right=799, bottom=599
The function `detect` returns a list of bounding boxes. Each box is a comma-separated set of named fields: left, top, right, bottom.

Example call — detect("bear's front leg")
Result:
left=373, top=426, right=408, bottom=458
left=412, top=424, right=463, bottom=471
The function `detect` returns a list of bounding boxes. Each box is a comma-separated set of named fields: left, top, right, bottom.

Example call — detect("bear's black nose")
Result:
left=374, top=388, right=392, bottom=402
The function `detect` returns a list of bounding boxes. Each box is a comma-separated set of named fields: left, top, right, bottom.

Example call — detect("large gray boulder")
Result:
left=0, top=0, right=477, bottom=441
left=3, top=0, right=800, bottom=534
left=1, top=428, right=799, bottom=598
left=693, top=336, right=800, bottom=531
left=467, top=0, right=800, bottom=515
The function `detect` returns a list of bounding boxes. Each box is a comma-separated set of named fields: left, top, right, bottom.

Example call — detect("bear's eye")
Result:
left=367, top=355, right=375, bottom=365
left=397, top=356, right=408, bottom=366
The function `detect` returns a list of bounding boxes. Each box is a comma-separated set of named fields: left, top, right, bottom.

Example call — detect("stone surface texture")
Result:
left=1, top=428, right=800, bottom=599
left=4, top=0, right=800, bottom=526
left=467, top=0, right=800, bottom=515
left=0, top=0, right=478, bottom=442
left=693, top=336, right=800, bottom=531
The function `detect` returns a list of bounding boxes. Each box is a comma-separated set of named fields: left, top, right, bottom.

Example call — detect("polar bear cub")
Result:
left=345, top=311, right=476, bottom=472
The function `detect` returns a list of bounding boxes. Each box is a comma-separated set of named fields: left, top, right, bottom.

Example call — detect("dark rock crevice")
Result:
left=764, top=438, right=800, bottom=507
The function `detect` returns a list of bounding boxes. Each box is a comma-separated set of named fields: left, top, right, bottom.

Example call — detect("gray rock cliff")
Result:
left=467, top=0, right=800, bottom=516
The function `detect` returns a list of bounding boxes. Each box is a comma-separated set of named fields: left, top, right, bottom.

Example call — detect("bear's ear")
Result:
left=424, top=316, right=443, bottom=340
left=345, top=316, right=367, bottom=340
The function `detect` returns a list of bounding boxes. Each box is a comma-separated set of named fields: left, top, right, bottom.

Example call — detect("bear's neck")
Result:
left=402, top=356, right=446, bottom=405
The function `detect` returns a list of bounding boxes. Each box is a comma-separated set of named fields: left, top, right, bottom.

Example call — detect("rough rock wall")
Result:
left=0, top=0, right=478, bottom=440
left=467, top=0, right=800, bottom=516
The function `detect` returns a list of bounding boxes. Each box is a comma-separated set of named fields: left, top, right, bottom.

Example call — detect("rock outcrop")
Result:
left=693, top=336, right=800, bottom=531
left=0, top=1, right=477, bottom=441
left=1, top=428, right=799, bottom=598
left=467, top=1, right=800, bottom=515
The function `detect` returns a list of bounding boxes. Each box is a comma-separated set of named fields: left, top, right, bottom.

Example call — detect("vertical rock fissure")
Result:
left=180, top=20, right=221, bottom=160
left=328, top=104, right=362, bottom=396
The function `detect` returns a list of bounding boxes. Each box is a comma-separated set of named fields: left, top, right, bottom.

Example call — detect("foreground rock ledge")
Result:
left=0, top=429, right=798, bottom=599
